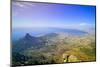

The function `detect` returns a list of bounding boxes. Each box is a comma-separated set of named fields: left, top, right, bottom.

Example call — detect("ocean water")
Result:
left=12, top=27, right=87, bottom=41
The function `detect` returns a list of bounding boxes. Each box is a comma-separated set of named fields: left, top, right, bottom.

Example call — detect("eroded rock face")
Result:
left=62, top=54, right=81, bottom=63
left=68, top=55, right=79, bottom=62
left=62, top=54, right=69, bottom=63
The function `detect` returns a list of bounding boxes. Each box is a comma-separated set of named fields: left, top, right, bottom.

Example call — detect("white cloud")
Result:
left=79, top=23, right=88, bottom=26
left=13, top=2, right=25, bottom=8
left=12, top=1, right=35, bottom=8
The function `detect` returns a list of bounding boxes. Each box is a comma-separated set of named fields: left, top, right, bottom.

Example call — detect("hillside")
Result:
left=12, top=32, right=96, bottom=66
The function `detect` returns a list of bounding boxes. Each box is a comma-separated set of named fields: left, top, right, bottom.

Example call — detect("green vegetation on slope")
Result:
left=12, top=34, right=96, bottom=66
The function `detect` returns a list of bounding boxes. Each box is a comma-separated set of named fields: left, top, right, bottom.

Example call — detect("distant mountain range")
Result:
left=12, top=27, right=90, bottom=40
left=12, top=29, right=89, bottom=52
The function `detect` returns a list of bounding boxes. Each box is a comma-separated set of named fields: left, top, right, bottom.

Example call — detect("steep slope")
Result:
left=13, top=33, right=44, bottom=52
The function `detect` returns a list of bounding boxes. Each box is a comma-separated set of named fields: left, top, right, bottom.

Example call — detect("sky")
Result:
left=12, top=1, right=96, bottom=29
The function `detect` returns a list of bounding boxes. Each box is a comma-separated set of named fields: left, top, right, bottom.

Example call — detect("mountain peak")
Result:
left=25, top=33, right=31, bottom=37
left=24, top=33, right=33, bottom=39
